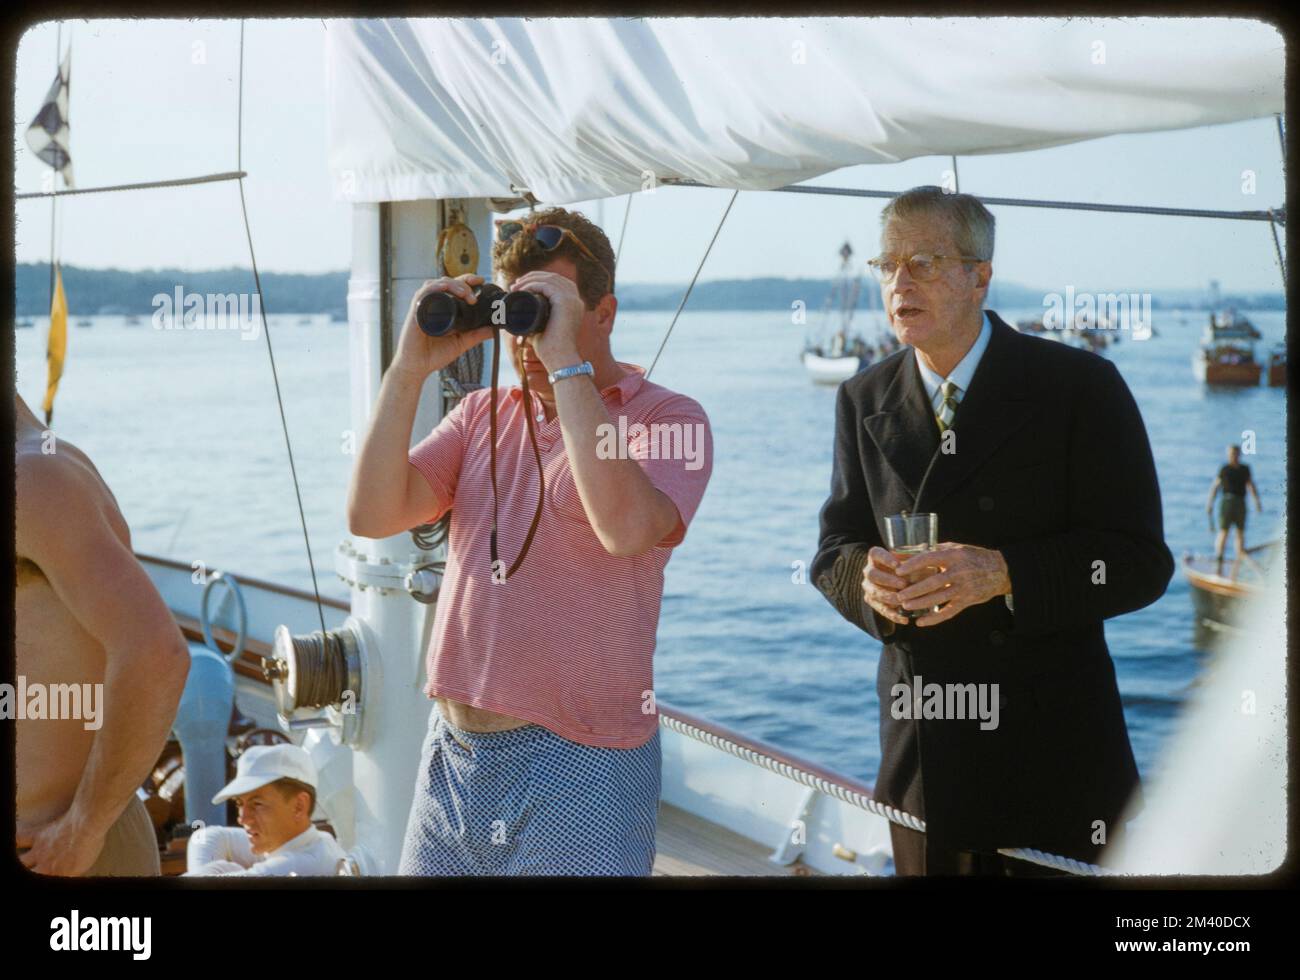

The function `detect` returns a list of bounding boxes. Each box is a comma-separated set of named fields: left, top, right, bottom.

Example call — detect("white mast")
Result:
left=315, top=198, right=497, bottom=874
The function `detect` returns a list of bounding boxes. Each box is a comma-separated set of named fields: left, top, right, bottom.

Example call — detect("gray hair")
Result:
left=880, top=186, right=995, bottom=263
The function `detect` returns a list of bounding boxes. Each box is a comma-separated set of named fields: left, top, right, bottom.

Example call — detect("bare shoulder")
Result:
left=16, top=439, right=127, bottom=548
left=17, top=443, right=87, bottom=512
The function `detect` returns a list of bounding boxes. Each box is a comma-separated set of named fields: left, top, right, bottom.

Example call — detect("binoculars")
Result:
left=416, top=282, right=550, bottom=338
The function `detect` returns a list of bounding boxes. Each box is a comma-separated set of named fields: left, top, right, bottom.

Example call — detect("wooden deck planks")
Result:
left=652, top=803, right=816, bottom=877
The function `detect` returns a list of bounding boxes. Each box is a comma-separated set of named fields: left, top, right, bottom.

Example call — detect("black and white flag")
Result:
left=26, top=48, right=74, bottom=188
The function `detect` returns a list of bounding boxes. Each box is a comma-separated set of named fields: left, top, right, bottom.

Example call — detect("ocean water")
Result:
left=15, top=307, right=1287, bottom=786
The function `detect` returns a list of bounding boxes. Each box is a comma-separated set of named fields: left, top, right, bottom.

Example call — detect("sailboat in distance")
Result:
left=801, top=241, right=899, bottom=385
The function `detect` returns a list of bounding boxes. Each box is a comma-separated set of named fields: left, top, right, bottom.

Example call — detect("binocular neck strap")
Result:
left=488, top=328, right=546, bottom=581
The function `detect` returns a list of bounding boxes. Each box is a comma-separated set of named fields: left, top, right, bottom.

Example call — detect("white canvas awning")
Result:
left=325, top=17, right=1283, bottom=205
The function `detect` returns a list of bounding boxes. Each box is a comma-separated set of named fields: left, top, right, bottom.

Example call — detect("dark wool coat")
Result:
left=812, top=311, right=1173, bottom=862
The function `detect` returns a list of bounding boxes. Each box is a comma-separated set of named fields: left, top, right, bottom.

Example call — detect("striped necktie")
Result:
left=935, top=380, right=961, bottom=432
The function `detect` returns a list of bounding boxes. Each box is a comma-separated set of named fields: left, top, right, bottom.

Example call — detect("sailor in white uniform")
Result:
left=185, top=744, right=344, bottom=877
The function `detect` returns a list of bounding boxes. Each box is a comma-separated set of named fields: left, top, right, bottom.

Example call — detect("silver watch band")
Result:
left=548, top=360, right=594, bottom=384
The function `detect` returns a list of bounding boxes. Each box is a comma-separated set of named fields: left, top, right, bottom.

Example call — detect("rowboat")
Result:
left=1181, top=540, right=1279, bottom=639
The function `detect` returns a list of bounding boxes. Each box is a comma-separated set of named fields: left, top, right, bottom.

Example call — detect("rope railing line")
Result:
left=997, top=846, right=1116, bottom=876
left=658, top=711, right=918, bottom=833
left=15, top=171, right=249, bottom=200
left=657, top=710, right=1111, bottom=876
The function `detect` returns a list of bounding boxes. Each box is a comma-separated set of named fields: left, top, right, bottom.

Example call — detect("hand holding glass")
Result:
left=884, top=513, right=940, bottom=619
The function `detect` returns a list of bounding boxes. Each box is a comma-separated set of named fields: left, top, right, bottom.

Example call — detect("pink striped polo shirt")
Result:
left=407, top=362, right=713, bottom=748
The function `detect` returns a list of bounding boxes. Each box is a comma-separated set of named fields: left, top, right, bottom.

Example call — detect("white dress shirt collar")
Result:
left=915, top=309, right=993, bottom=406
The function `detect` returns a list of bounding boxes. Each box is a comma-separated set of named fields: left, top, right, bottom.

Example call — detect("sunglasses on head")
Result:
left=496, top=220, right=613, bottom=291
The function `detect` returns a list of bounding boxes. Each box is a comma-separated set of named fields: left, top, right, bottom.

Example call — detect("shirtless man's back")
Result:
left=14, top=394, right=190, bottom=875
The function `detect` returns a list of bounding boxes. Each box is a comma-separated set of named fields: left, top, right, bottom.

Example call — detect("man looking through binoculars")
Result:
left=347, top=207, right=713, bottom=876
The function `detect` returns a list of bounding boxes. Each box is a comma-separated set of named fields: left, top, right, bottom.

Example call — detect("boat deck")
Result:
left=652, top=803, right=816, bottom=876
left=159, top=804, right=819, bottom=877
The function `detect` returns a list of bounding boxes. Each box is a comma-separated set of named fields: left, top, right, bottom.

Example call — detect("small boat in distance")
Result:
left=1014, top=317, right=1067, bottom=342
left=16, top=316, right=34, bottom=328
left=801, top=241, right=888, bottom=385
left=1267, top=344, right=1286, bottom=387
left=124, top=313, right=143, bottom=326
left=1129, top=319, right=1157, bottom=341
left=1043, top=305, right=1112, bottom=353
left=1182, top=540, right=1278, bottom=643
left=803, top=342, right=870, bottom=385
left=76, top=317, right=93, bottom=327
left=1193, top=309, right=1263, bottom=385
left=299, top=315, right=314, bottom=325
left=1210, top=308, right=1262, bottom=338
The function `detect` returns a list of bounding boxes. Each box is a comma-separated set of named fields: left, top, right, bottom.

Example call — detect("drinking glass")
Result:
left=884, top=513, right=939, bottom=619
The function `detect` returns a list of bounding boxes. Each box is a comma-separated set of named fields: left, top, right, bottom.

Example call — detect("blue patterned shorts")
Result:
left=397, top=704, right=661, bottom=876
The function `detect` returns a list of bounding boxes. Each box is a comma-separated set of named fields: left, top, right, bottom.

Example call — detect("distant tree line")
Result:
left=13, top=262, right=1285, bottom=316
left=14, top=263, right=350, bottom=317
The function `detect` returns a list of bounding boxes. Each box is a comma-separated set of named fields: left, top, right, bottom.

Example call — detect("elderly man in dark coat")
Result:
left=812, top=186, right=1174, bottom=876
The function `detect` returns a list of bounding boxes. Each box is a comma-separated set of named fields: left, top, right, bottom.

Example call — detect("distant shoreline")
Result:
left=13, top=261, right=1285, bottom=316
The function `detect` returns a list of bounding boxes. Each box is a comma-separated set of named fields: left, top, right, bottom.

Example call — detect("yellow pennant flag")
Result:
left=43, top=264, right=68, bottom=425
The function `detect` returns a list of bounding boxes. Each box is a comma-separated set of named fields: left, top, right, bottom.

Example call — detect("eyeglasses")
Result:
left=867, top=253, right=986, bottom=282
left=496, top=220, right=613, bottom=291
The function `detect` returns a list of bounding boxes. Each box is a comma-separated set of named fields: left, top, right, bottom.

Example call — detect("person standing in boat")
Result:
left=347, top=208, right=713, bottom=876
left=1205, top=444, right=1263, bottom=570
left=812, top=186, right=1174, bottom=875
left=14, top=393, right=191, bottom=876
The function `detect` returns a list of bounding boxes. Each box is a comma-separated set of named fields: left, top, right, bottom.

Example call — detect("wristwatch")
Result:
left=548, top=360, right=594, bottom=385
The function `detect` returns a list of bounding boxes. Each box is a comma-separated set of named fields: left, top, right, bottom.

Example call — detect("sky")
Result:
left=13, top=17, right=1287, bottom=294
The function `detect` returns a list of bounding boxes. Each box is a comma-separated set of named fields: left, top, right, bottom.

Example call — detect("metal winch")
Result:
left=264, top=620, right=366, bottom=745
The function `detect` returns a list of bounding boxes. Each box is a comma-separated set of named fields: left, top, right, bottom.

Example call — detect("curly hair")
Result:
left=491, top=207, right=616, bottom=310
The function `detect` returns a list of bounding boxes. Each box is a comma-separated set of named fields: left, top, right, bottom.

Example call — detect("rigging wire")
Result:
left=615, top=193, right=633, bottom=265
left=646, top=189, right=739, bottom=380
left=17, top=171, right=248, bottom=200
left=664, top=177, right=1284, bottom=223
left=47, top=22, right=62, bottom=315
left=1271, top=114, right=1287, bottom=287
left=233, top=19, right=329, bottom=638
left=1268, top=210, right=1286, bottom=288
left=1276, top=113, right=1286, bottom=174
left=57, top=23, right=71, bottom=263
